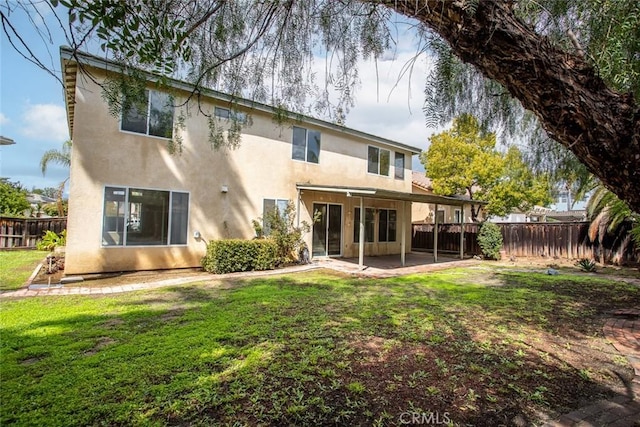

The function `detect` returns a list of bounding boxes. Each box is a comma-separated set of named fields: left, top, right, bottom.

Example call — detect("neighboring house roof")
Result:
left=0, top=136, right=16, bottom=145
left=411, top=171, right=433, bottom=192
left=27, top=193, right=57, bottom=204
left=60, top=46, right=421, bottom=155
left=546, top=210, right=587, bottom=222
left=411, top=171, right=476, bottom=203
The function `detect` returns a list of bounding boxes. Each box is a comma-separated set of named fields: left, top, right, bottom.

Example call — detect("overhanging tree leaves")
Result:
left=3, top=0, right=639, bottom=211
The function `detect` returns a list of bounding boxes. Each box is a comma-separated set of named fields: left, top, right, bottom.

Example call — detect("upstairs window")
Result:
left=292, top=126, right=321, bottom=163
left=121, top=90, right=174, bottom=138
left=214, top=106, right=247, bottom=123
left=394, top=152, right=405, bottom=179
left=368, top=146, right=390, bottom=176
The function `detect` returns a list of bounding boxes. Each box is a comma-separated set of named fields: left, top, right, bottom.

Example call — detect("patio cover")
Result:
left=296, top=183, right=486, bottom=268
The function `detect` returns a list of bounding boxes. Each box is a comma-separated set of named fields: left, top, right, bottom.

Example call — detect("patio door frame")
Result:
left=311, top=202, right=343, bottom=257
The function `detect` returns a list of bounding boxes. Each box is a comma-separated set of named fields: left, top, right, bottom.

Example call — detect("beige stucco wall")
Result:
left=65, top=67, right=415, bottom=274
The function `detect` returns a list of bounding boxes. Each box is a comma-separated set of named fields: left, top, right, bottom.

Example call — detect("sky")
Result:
left=0, top=4, right=439, bottom=193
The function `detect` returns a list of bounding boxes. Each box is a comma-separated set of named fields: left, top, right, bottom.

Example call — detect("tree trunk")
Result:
left=382, top=0, right=640, bottom=213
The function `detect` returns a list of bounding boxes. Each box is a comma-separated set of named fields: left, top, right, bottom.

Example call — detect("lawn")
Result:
left=0, top=250, right=48, bottom=291
left=1, top=267, right=638, bottom=426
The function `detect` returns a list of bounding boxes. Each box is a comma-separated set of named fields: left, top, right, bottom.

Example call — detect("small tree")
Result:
left=0, top=179, right=30, bottom=216
left=257, top=201, right=310, bottom=265
left=422, top=114, right=552, bottom=221
left=477, top=222, right=503, bottom=260
left=40, top=139, right=71, bottom=217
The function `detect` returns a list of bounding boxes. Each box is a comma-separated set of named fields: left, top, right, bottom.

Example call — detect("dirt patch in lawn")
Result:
left=30, top=254, right=65, bottom=285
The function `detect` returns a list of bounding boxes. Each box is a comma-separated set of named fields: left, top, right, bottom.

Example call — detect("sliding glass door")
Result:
left=312, top=203, right=342, bottom=257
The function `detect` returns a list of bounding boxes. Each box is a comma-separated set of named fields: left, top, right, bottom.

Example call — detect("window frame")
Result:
left=367, top=145, right=391, bottom=176
left=454, top=209, right=462, bottom=224
left=262, top=198, right=290, bottom=235
left=292, top=126, right=321, bottom=164
left=354, top=207, right=397, bottom=243
left=378, top=208, right=397, bottom=243
left=101, top=185, right=189, bottom=247
left=394, top=152, right=405, bottom=180
left=353, top=207, right=375, bottom=243
left=120, top=90, right=174, bottom=139
left=214, top=106, right=247, bottom=123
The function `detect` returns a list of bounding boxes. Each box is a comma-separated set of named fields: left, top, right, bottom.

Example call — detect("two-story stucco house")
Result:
left=61, top=47, right=470, bottom=274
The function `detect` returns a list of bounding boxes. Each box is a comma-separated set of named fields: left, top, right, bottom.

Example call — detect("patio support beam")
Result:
left=460, top=204, right=465, bottom=260
left=358, top=196, right=365, bottom=268
left=296, top=188, right=301, bottom=228
left=400, top=201, right=406, bottom=267
left=434, top=203, right=439, bottom=263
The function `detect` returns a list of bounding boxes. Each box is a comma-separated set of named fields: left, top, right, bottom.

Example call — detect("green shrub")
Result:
left=576, top=258, right=597, bottom=272
left=36, top=230, right=66, bottom=251
left=477, top=222, right=503, bottom=260
left=202, top=239, right=278, bottom=274
left=258, top=201, right=312, bottom=265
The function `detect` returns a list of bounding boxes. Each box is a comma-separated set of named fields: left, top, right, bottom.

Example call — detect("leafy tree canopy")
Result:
left=421, top=114, right=552, bottom=221
left=2, top=0, right=639, bottom=211
left=0, top=179, right=30, bottom=217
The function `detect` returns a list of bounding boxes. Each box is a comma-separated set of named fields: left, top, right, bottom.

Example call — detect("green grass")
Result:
left=1, top=268, right=638, bottom=426
left=0, top=250, right=48, bottom=291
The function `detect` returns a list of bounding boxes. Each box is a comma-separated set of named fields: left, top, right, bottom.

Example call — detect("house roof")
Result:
left=411, top=171, right=433, bottom=192
left=411, top=171, right=475, bottom=202
left=0, top=136, right=16, bottom=145
left=296, top=183, right=481, bottom=206
left=59, top=46, right=422, bottom=155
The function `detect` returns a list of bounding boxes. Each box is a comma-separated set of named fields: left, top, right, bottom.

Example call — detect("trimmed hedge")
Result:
left=202, top=239, right=279, bottom=274
left=477, top=222, right=504, bottom=260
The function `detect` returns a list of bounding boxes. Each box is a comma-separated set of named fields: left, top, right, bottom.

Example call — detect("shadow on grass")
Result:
left=1, top=270, right=636, bottom=425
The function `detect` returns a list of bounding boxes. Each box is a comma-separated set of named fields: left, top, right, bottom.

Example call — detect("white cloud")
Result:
left=21, top=103, right=69, bottom=142
left=0, top=113, right=8, bottom=125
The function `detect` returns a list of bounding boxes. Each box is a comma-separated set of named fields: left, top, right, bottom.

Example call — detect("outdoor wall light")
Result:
left=221, top=185, right=228, bottom=193
left=193, top=230, right=202, bottom=240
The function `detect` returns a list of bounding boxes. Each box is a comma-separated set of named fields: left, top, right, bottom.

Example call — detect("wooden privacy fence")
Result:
left=0, top=217, right=67, bottom=249
left=412, top=223, right=481, bottom=254
left=412, top=221, right=639, bottom=264
left=499, top=222, right=592, bottom=259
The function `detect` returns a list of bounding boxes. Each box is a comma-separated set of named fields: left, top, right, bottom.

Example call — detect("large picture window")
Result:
left=121, top=90, right=173, bottom=138
left=378, top=209, right=397, bottom=242
left=354, top=208, right=397, bottom=243
left=262, top=198, right=289, bottom=235
left=102, top=187, right=189, bottom=246
left=353, top=207, right=375, bottom=243
left=292, top=126, right=321, bottom=163
left=368, top=146, right=390, bottom=176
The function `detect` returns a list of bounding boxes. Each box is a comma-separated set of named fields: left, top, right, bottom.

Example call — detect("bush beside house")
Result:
left=477, top=222, right=504, bottom=260
left=202, top=239, right=278, bottom=274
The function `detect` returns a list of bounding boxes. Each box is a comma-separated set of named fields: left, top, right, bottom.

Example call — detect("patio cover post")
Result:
left=434, top=203, right=439, bottom=263
left=359, top=196, right=365, bottom=268
left=400, top=200, right=406, bottom=267
left=460, top=204, right=465, bottom=260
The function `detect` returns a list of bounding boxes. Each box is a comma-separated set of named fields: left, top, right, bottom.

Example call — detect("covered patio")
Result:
left=296, top=184, right=481, bottom=269
left=315, top=252, right=479, bottom=277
